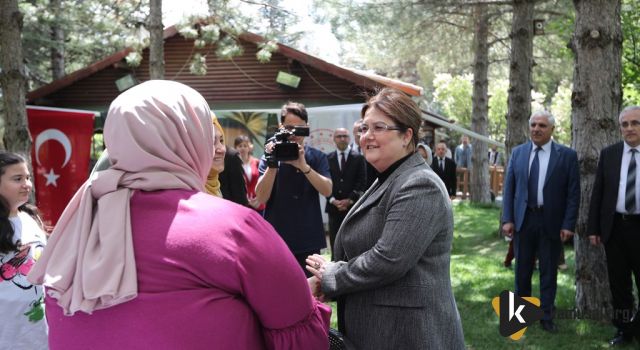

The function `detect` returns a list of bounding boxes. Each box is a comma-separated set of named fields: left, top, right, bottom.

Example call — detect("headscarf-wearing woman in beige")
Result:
left=205, top=116, right=226, bottom=197
left=28, top=80, right=214, bottom=315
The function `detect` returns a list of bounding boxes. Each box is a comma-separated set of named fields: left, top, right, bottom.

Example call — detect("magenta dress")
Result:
left=45, top=189, right=330, bottom=349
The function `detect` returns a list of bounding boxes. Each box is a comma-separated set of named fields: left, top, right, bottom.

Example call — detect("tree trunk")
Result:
left=0, top=0, right=31, bottom=154
left=505, top=0, right=534, bottom=163
left=470, top=4, right=491, bottom=204
left=570, top=0, right=622, bottom=321
left=149, top=0, right=164, bottom=79
left=50, top=0, right=65, bottom=80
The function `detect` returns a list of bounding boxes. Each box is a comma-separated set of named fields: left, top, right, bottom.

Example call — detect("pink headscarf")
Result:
left=28, top=80, right=214, bottom=315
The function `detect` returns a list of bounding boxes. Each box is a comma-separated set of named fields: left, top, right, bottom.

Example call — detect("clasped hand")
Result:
left=306, top=254, right=327, bottom=300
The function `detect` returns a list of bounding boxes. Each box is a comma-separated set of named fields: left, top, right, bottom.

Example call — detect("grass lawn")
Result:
left=452, top=201, right=627, bottom=350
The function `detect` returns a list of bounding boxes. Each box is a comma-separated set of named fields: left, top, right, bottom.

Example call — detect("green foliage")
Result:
left=531, top=0, right=575, bottom=104
left=622, top=0, right=640, bottom=105
left=488, top=79, right=508, bottom=143
left=551, top=80, right=573, bottom=145
left=432, top=74, right=473, bottom=127
left=189, top=53, right=207, bottom=76
left=19, top=0, right=148, bottom=87
left=312, top=0, right=478, bottom=88
left=430, top=74, right=508, bottom=142
left=257, top=40, right=278, bottom=63
left=125, top=52, right=143, bottom=67
left=200, top=24, right=221, bottom=43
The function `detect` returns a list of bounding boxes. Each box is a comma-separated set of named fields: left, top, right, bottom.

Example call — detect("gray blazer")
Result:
left=322, top=153, right=465, bottom=350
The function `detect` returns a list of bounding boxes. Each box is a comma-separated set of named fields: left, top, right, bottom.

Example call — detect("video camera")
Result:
left=266, top=126, right=310, bottom=163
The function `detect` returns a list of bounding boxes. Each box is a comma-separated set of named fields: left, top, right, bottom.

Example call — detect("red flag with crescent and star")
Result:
left=27, top=106, right=97, bottom=230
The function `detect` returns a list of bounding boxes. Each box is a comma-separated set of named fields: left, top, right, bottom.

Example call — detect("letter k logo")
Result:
left=509, top=292, right=525, bottom=323
left=492, top=290, right=544, bottom=340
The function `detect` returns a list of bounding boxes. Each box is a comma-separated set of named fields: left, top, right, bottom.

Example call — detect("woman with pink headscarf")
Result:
left=28, top=80, right=330, bottom=350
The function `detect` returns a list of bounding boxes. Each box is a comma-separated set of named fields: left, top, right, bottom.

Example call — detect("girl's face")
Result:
left=0, top=162, right=32, bottom=215
left=235, top=141, right=251, bottom=158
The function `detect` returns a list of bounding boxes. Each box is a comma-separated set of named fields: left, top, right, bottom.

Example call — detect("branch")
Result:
left=238, top=0, right=295, bottom=16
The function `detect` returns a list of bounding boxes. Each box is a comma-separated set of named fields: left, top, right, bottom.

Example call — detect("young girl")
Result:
left=0, top=152, right=48, bottom=348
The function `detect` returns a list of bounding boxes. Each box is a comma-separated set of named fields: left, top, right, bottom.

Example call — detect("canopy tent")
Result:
left=423, top=110, right=505, bottom=148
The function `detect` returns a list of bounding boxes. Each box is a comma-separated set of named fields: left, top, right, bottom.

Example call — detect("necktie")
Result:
left=340, top=152, right=346, bottom=172
left=528, top=147, right=541, bottom=207
left=440, top=158, right=444, bottom=171
left=626, top=149, right=637, bottom=213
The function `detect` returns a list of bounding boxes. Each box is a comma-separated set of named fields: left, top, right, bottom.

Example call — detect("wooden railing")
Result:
left=456, top=166, right=504, bottom=199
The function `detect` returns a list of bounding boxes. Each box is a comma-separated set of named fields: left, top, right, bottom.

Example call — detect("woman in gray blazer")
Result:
left=307, top=88, right=465, bottom=349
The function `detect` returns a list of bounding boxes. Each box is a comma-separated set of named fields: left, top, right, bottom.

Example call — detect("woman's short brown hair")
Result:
left=360, top=88, right=421, bottom=148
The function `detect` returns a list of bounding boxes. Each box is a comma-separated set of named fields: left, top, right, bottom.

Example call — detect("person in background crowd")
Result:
left=455, top=135, right=472, bottom=169
left=0, top=151, right=48, bottom=349
left=255, top=101, right=333, bottom=276
left=234, top=135, right=265, bottom=212
left=205, top=117, right=227, bottom=197
left=216, top=118, right=249, bottom=206
left=432, top=141, right=457, bottom=198
left=326, top=128, right=366, bottom=260
left=588, top=106, right=640, bottom=346
left=417, top=142, right=433, bottom=167
left=28, top=80, right=330, bottom=350
left=502, top=110, right=580, bottom=333
left=350, top=120, right=362, bottom=155
left=488, top=144, right=503, bottom=166
left=442, top=139, right=453, bottom=159
left=306, top=88, right=465, bottom=349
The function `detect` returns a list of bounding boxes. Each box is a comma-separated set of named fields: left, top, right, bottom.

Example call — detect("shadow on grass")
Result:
left=452, top=202, right=619, bottom=350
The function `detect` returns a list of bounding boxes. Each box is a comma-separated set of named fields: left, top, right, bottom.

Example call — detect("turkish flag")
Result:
left=27, top=106, right=97, bottom=229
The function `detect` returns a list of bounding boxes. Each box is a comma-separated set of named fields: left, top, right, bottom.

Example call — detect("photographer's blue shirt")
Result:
left=259, top=145, right=330, bottom=254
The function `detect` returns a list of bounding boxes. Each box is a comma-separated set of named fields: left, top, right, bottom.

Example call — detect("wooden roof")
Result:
left=27, top=26, right=423, bottom=107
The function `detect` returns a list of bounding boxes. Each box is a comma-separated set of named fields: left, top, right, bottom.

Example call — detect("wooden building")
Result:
left=27, top=26, right=423, bottom=118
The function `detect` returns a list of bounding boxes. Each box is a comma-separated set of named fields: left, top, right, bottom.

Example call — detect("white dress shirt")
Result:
left=529, top=140, right=552, bottom=207
left=616, top=143, right=640, bottom=214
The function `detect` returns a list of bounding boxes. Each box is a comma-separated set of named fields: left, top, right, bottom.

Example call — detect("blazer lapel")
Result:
left=522, top=142, right=534, bottom=184
left=543, top=142, right=559, bottom=187
left=610, top=142, right=624, bottom=187
left=343, top=153, right=423, bottom=222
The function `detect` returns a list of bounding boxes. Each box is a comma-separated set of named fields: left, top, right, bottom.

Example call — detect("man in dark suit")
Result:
left=432, top=141, right=457, bottom=198
left=502, top=110, right=580, bottom=333
left=326, top=128, right=366, bottom=259
left=219, top=146, right=249, bottom=206
left=588, top=106, right=640, bottom=346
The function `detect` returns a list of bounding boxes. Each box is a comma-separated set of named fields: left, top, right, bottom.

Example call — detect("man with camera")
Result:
left=256, top=102, right=332, bottom=275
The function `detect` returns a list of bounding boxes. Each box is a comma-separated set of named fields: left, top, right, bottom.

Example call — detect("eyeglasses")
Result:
left=334, top=135, right=349, bottom=139
left=359, top=122, right=404, bottom=134
left=621, top=120, right=640, bottom=128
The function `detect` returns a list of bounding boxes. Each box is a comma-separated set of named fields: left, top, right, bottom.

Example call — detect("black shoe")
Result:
left=540, top=320, right=558, bottom=333
left=609, top=330, right=633, bottom=346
